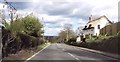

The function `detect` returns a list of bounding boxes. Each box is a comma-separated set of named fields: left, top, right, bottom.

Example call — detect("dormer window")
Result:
left=98, top=25, right=100, bottom=29
left=83, top=25, right=87, bottom=30
left=88, top=24, right=92, bottom=28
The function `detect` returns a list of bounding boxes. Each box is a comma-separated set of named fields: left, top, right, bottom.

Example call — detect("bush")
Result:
left=2, top=13, right=44, bottom=58
left=2, top=28, right=22, bottom=58
left=2, top=28, right=44, bottom=58
left=81, top=35, right=120, bottom=54
left=18, top=33, right=44, bottom=49
left=22, top=15, right=43, bottom=37
left=66, top=37, right=77, bottom=46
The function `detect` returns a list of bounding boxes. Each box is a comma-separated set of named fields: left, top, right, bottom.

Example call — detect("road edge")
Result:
left=78, top=47, right=120, bottom=60
left=24, top=43, right=51, bottom=62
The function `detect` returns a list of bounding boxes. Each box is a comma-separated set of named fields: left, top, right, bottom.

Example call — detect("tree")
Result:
left=57, top=30, right=67, bottom=43
left=1, top=1, right=44, bottom=58
left=64, top=24, right=76, bottom=41
left=57, top=24, right=76, bottom=43
left=22, top=15, right=44, bottom=37
left=1, top=11, right=22, bottom=58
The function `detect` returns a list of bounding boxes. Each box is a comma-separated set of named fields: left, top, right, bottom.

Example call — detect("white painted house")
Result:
left=81, top=15, right=113, bottom=38
left=76, top=36, right=81, bottom=43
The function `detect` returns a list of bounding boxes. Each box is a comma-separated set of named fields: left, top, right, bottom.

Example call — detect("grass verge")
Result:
left=2, top=42, right=50, bottom=60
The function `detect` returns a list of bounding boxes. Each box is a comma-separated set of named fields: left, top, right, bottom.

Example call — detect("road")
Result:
left=27, top=43, right=119, bottom=62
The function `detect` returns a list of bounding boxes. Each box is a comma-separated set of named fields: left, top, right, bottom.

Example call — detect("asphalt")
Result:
left=27, top=43, right=119, bottom=62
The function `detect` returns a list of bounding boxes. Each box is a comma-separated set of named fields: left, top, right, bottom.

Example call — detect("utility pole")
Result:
left=64, top=24, right=72, bottom=42
left=66, top=30, right=68, bottom=42
left=42, top=17, right=45, bottom=41
left=4, top=0, right=17, bottom=14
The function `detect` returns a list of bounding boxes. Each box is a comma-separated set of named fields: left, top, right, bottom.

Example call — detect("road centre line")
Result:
left=62, top=49, right=65, bottom=50
left=67, top=53, right=79, bottom=60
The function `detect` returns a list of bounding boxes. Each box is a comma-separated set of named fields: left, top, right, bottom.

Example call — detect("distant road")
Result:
left=27, top=43, right=119, bottom=62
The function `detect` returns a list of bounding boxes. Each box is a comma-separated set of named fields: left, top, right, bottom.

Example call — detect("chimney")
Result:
left=89, top=15, right=93, bottom=22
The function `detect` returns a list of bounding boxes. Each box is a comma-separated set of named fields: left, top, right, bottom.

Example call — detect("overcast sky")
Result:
left=0, top=0, right=119, bottom=36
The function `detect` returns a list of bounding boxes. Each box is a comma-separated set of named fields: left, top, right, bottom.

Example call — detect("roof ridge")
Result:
left=88, top=15, right=113, bottom=24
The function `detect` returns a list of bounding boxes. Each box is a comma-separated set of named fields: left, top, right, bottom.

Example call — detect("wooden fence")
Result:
left=100, top=22, right=120, bottom=36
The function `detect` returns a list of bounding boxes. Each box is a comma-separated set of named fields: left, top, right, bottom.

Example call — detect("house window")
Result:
left=98, top=25, right=100, bottom=29
left=91, top=29, right=93, bottom=31
left=88, top=24, right=92, bottom=28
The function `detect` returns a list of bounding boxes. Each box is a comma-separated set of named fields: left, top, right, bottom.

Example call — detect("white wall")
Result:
left=93, top=18, right=110, bottom=36
left=76, top=36, right=81, bottom=43
left=82, top=17, right=111, bottom=37
left=82, top=29, right=94, bottom=36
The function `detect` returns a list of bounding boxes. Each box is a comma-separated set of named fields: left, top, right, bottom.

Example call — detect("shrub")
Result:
left=22, top=15, right=43, bottom=37
left=2, top=28, right=22, bottom=58
left=1, top=12, right=44, bottom=58
left=2, top=28, right=44, bottom=58
left=82, top=35, right=120, bottom=54
left=18, top=33, right=43, bottom=49
left=66, top=37, right=77, bottom=45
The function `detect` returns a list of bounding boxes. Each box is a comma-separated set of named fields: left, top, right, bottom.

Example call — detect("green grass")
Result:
left=33, top=42, right=51, bottom=52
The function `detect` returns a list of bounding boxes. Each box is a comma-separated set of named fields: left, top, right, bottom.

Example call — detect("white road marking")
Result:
left=67, top=53, right=79, bottom=60
left=24, top=43, right=51, bottom=62
left=62, top=49, right=65, bottom=51
left=56, top=43, right=59, bottom=46
left=56, top=44, right=59, bottom=47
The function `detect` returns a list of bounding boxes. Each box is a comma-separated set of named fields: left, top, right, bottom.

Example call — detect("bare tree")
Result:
left=57, top=24, right=76, bottom=43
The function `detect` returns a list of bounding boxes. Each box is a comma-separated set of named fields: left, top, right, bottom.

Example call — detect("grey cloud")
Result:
left=44, top=21, right=58, bottom=24
left=40, top=2, right=93, bottom=19
left=10, top=1, right=93, bottom=20
left=42, top=2, right=75, bottom=15
left=44, top=21, right=62, bottom=28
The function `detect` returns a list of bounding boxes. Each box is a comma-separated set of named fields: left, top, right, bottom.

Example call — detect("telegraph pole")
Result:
left=66, top=30, right=68, bottom=42
left=3, top=0, right=17, bottom=14
left=42, top=17, right=45, bottom=41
